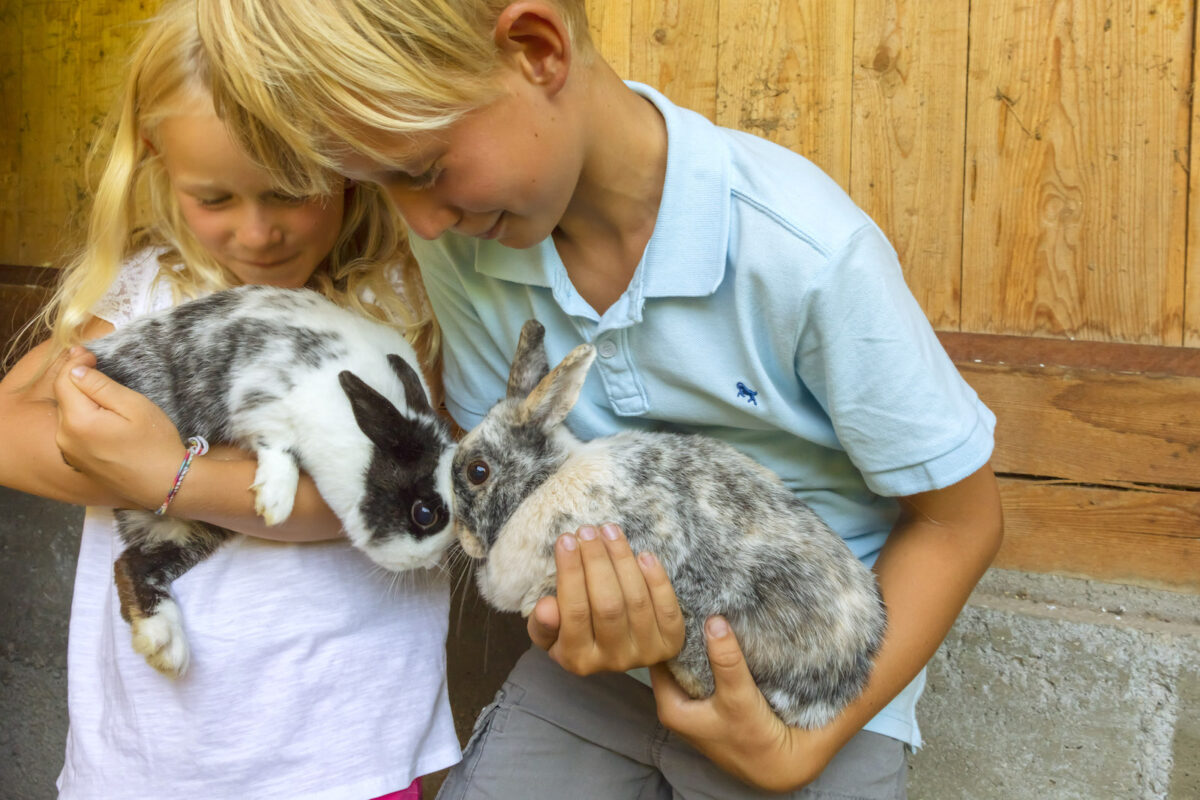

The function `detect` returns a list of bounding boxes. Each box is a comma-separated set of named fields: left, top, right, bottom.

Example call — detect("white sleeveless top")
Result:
left=57, top=251, right=461, bottom=799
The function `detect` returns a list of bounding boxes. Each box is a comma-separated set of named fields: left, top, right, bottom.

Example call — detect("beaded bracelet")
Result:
left=154, top=435, right=210, bottom=516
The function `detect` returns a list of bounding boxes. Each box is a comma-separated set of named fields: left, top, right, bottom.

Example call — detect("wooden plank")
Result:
left=939, top=330, right=1200, bottom=378
left=716, top=0, right=854, bottom=185
left=994, top=477, right=1200, bottom=594
left=1189, top=2, right=1200, bottom=348
left=628, top=0, right=719, bottom=120
left=586, top=0, right=632, bottom=78
left=850, top=0, right=969, bottom=330
left=959, top=361, right=1200, bottom=489
left=961, top=1, right=1191, bottom=345
left=18, top=1, right=83, bottom=266
left=0, top=1, right=20, bottom=267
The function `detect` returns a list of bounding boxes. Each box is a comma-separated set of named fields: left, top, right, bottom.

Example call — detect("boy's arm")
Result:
left=649, top=462, right=1004, bottom=791
left=37, top=344, right=343, bottom=543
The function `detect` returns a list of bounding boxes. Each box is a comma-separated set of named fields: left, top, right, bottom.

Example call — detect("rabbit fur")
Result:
left=451, top=320, right=886, bottom=729
left=87, top=285, right=455, bottom=677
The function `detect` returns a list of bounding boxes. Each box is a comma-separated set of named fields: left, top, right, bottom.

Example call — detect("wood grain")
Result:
left=629, top=0, right=719, bottom=120
left=851, top=0, right=969, bottom=329
left=585, top=0, right=632, bottom=78
left=961, top=1, right=1192, bottom=345
left=994, top=477, right=1199, bottom=593
left=716, top=0, right=854, bottom=185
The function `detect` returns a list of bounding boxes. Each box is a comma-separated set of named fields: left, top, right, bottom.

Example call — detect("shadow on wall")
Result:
left=0, top=487, right=80, bottom=799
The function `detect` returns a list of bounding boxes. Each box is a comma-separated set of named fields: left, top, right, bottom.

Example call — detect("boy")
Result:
left=197, top=1, right=1003, bottom=796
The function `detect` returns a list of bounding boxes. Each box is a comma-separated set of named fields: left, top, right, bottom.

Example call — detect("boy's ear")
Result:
left=494, top=2, right=571, bottom=95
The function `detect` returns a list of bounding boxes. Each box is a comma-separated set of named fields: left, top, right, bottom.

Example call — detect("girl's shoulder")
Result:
left=92, top=248, right=178, bottom=327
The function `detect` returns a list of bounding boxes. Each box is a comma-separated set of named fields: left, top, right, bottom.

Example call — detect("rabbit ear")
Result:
left=387, top=354, right=433, bottom=416
left=507, top=320, right=550, bottom=399
left=338, top=370, right=428, bottom=453
left=517, top=343, right=596, bottom=430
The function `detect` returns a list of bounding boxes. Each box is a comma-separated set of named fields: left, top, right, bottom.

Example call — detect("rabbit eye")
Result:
left=411, top=500, right=438, bottom=529
left=466, top=460, right=490, bottom=485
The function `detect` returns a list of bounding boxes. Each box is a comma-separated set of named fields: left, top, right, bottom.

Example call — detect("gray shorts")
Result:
left=437, top=648, right=907, bottom=800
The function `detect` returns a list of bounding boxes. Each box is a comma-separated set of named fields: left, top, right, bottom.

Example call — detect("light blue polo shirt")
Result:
left=413, top=82, right=995, bottom=749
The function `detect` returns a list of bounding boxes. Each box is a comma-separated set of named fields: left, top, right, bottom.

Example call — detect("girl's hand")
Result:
left=527, top=523, right=685, bottom=675
left=53, top=348, right=189, bottom=510
left=649, top=616, right=834, bottom=792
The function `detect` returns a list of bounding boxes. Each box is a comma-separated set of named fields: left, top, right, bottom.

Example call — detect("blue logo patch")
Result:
left=736, top=382, right=759, bottom=406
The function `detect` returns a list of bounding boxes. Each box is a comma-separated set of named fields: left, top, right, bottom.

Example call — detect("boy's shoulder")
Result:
left=716, top=125, right=872, bottom=255
left=635, top=82, right=873, bottom=259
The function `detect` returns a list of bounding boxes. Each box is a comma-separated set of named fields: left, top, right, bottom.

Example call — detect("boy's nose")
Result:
left=387, top=188, right=457, bottom=240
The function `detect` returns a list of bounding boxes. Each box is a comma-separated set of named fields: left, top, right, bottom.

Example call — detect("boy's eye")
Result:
left=384, top=164, right=440, bottom=191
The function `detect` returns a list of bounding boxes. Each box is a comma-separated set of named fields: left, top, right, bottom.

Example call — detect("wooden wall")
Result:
left=2, top=1, right=1197, bottom=591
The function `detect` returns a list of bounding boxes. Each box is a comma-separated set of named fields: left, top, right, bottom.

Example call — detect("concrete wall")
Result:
left=1, top=485, right=1196, bottom=799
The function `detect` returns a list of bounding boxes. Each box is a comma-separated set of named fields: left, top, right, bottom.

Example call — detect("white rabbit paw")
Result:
left=130, top=599, right=190, bottom=678
left=251, top=449, right=300, bottom=525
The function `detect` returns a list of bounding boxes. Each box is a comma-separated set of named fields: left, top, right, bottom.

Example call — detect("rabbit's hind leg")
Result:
left=113, top=512, right=230, bottom=677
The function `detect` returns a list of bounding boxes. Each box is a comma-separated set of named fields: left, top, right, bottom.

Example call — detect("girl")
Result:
left=0, top=2, right=460, bottom=798
left=196, top=1, right=1004, bottom=798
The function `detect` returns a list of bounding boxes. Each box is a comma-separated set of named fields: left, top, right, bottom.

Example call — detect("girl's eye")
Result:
left=195, top=195, right=231, bottom=208
left=411, top=500, right=439, bottom=529
left=269, top=191, right=309, bottom=205
left=466, top=460, right=490, bottom=486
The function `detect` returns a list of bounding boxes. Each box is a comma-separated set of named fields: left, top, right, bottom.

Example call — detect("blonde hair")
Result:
left=197, top=0, right=591, bottom=196
left=31, top=0, right=442, bottom=398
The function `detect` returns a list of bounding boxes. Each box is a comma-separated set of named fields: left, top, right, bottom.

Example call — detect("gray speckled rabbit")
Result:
left=451, top=320, right=886, bottom=729
left=88, top=285, right=455, bottom=677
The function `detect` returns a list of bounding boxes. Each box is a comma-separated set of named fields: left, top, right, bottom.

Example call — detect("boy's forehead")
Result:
left=333, top=126, right=445, bottom=176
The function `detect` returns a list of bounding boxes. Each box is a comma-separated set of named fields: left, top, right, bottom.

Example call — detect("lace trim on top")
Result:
left=91, top=249, right=178, bottom=328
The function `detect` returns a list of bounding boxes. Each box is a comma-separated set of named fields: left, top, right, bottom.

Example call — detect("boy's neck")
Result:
left=553, top=62, right=667, bottom=316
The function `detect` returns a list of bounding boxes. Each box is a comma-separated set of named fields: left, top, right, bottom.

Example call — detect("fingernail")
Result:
left=601, top=523, right=620, bottom=540
left=706, top=616, right=730, bottom=638
left=559, top=533, right=578, bottom=551
left=71, top=366, right=87, bottom=378
left=578, top=525, right=597, bottom=541
left=638, top=551, right=658, bottom=570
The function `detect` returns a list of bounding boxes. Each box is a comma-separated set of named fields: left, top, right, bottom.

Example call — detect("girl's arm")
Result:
left=0, top=319, right=342, bottom=542
left=0, top=319, right=133, bottom=506
left=649, top=462, right=1004, bottom=791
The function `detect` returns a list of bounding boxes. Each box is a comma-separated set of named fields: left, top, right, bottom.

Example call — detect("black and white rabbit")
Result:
left=87, top=285, right=455, bottom=677
left=451, top=320, right=887, bottom=729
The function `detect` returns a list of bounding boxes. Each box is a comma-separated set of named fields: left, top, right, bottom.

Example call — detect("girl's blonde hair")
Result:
left=33, top=0, right=442, bottom=396
left=196, top=0, right=591, bottom=197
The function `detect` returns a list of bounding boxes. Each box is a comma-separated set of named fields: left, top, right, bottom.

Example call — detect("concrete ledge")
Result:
left=911, top=569, right=1200, bottom=800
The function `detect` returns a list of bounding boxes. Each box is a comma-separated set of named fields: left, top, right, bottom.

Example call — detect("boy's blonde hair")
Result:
left=34, top=0, right=441, bottom=393
left=197, top=0, right=591, bottom=197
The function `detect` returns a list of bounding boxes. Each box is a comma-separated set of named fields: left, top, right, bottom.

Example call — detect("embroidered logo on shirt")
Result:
left=736, top=382, right=759, bottom=406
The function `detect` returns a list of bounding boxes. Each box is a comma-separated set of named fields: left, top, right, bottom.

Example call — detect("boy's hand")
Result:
left=528, top=523, right=685, bottom=674
left=649, top=616, right=835, bottom=792
left=53, top=348, right=188, bottom=509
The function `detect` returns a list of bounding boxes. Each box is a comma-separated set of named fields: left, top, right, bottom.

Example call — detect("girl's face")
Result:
left=337, top=69, right=584, bottom=250
left=157, top=107, right=345, bottom=288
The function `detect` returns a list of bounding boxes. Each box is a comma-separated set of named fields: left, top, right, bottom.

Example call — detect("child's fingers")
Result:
left=526, top=595, right=562, bottom=651
left=634, top=550, right=685, bottom=652
left=546, top=532, right=597, bottom=658
left=700, top=616, right=762, bottom=712
left=578, top=524, right=642, bottom=649
left=58, top=363, right=136, bottom=418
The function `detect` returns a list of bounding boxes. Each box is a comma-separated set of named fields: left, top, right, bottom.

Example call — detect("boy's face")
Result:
left=338, top=70, right=584, bottom=249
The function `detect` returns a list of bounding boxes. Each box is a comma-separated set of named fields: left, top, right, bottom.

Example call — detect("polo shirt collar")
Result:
left=474, top=82, right=730, bottom=307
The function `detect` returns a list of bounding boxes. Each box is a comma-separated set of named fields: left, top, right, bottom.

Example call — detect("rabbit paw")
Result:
left=130, top=598, right=190, bottom=678
left=251, top=449, right=300, bottom=525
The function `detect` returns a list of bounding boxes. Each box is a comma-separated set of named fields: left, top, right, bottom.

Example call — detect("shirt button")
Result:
left=597, top=340, right=618, bottom=359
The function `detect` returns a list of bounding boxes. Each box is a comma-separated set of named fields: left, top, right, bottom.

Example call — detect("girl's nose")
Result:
left=236, top=206, right=284, bottom=249
left=388, top=188, right=457, bottom=241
